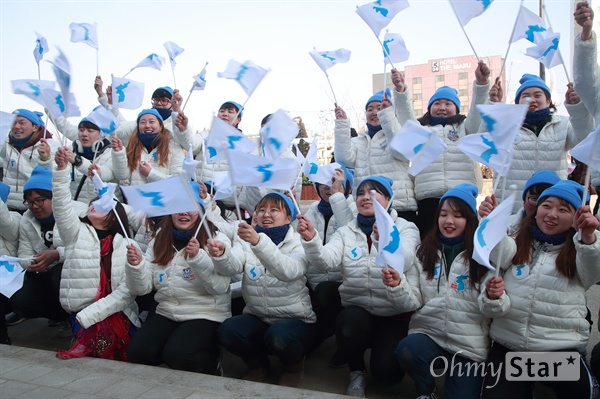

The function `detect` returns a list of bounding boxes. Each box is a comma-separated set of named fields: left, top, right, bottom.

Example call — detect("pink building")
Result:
left=373, top=54, right=505, bottom=116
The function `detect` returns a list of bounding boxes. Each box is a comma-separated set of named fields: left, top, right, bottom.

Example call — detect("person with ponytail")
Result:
left=125, top=182, right=231, bottom=375
left=481, top=180, right=600, bottom=398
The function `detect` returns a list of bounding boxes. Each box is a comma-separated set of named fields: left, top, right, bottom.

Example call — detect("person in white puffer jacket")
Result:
left=297, top=176, right=421, bottom=398
left=53, top=148, right=140, bottom=360
left=125, top=182, right=232, bottom=375
left=481, top=180, right=600, bottom=399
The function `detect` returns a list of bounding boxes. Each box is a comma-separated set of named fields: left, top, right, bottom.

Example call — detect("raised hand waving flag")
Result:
left=69, top=22, right=98, bottom=49
left=85, top=106, right=120, bottom=134
left=163, top=41, right=185, bottom=68
left=510, top=5, right=550, bottom=44
left=121, top=176, right=198, bottom=217
left=372, top=190, right=404, bottom=273
left=382, top=32, right=410, bottom=64
left=11, top=79, right=56, bottom=106
left=205, top=115, right=257, bottom=164
left=356, top=0, right=410, bottom=36
left=218, top=59, right=269, bottom=96
left=449, top=0, right=494, bottom=27
left=33, top=32, right=49, bottom=65
left=228, top=150, right=298, bottom=190
left=388, top=120, right=448, bottom=176
left=477, top=103, right=528, bottom=151
left=41, top=88, right=81, bottom=118
left=525, top=32, right=561, bottom=69
left=260, top=109, right=299, bottom=159
left=302, top=137, right=340, bottom=185
left=111, top=76, right=145, bottom=110
left=473, top=192, right=515, bottom=271
left=309, top=48, right=352, bottom=73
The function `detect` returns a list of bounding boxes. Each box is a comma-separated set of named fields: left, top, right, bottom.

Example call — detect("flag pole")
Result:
left=383, top=62, right=387, bottom=95
left=376, top=34, right=396, bottom=70
left=324, top=71, right=339, bottom=106
left=193, top=201, right=213, bottom=240
left=287, top=189, right=300, bottom=217
left=96, top=48, right=100, bottom=77
left=541, top=4, right=571, bottom=82
left=498, top=0, right=525, bottom=80
left=576, top=130, right=598, bottom=240
left=182, top=88, right=193, bottom=112
left=449, top=2, right=480, bottom=61
left=171, top=66, right=177, bottom=90
left=224, top=147, right=244, bottom=221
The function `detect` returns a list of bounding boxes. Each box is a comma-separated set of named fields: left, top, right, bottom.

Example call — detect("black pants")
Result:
left=417, top=198, right=441, bottom=239
left=310, top=281, right=342, bottom=351
left=396, top=210, right=417, bottom=225
left=336, top=305, right=409, bottom=384
left=11, top=265, right=69, bottom=321
left=481, top=342, right=598, bottom=399
left=127, top=313, right=221, bottom=374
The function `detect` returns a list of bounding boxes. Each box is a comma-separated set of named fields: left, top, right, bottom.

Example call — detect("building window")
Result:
left=458, top=72, right=468, bottom=81
left=414, top=93, right=422, bottom=100
left=459, top=89, right=468, bottom=97
left=413, top=77, right=422, bottom=85
left=435, top=75, right=445, bottom=82
left=414, top=108, right=422, bottom=116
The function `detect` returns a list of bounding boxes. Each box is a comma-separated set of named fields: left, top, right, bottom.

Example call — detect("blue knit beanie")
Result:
left=365, top=88, right=392, bottom=110
left=266, top=192, right=298, bottom=221
left=137, top=109, right=164, bottom=123
left=537, top=180, right=584, bottom=210
left=515, top=74, right=551, bottom=104
left=12, top=109, right=45, bottom=127
left=188, top=182, right=206, bottom=211
left=23, top=166, right=53, bottom=193
left=359, top=175, right=394, bottom=198
left=0, top=182, right=10, bottom=203
left=428, top=86, right=460, bottom=112
left=440, top=183, right=478, bottom=214
left=152, top=86, right=174, bottom=98
left=522, top=170, right=561, bottom=200
left=220, top=101, right=244, bottom=117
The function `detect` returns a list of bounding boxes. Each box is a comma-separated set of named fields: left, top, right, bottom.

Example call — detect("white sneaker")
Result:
left=346, top=370, right=367, bottom=398
left=416, top=392, right=439, bottom=399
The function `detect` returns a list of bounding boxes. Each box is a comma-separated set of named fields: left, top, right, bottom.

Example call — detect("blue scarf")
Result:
left=357, top=214, right=375, bottom=236
left=531, top=223, right=566, bottom=245
left=438, top=233, right=464, bottom=246
left=155, top=108, right=172, bottom=121
left=255, top=224, right=289, bottom=246
left=10, top=134, right=33, bottom=150
left=429, top=116, right=450, bottom=126
left=173, top=228, right=195, bottom=241
left=366, top=123, right=382, bottom=138
left=524, top=108, right=551, bottom=127
left=81, top=146, right=95, bottom=160
left=317, top=200, right=333, bottom=217
left=138, top=132, right=159, bottom=153
left=36, top=214, right=55, bottom=224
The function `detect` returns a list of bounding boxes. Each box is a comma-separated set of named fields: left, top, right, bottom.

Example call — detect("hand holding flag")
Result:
left=371, top=190, right=404, bottom=274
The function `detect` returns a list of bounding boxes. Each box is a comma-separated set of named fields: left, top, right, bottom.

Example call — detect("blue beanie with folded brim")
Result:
left=537, top=180, right=584, bottom=210
left=427, top=86, right=460, bottom=113
left=522, top=170, right=561, bottom=200
left=440, top=183, right=478, bottom=214
left=515, top=74, right=551, bottom=104
left=365, top=88, right=392, bottom=110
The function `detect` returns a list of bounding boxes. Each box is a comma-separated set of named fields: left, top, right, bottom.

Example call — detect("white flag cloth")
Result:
left=121, top=176, right=198, bottom=217
left=211, top=171, right=234, bottom=201
left=85, top=106, right=120, bottom=134
left=33, top=32, right=49, bottom=65
left=525, top=32, right=562, bottom=69
left=217, top=59, right=269, bottom=96
left=182, top=144, right=201, bottom=182
left=0, top=255, right=28, bottom=298
left=303, top=137, right=340, bottom=185
left=570, top=127, right=600, bottom=170
left=46, top=48, right=72, bottom=107
left=111, top=76, right=145, bottom=110
left=510, top=5, right=551, bottom=44
left=356, top=0, right=410, bottom=36
left=473, top=192, right=516, bottom=271
left=449, top=0, right=494, bottom=27
left=309, top=48, right=352, bottom=73
left=0, top=112, right=16, bottom=146
left=458, top=133, right=512, bottom=176
left=388, top=120, right=448, bottom=176
left=372, top=193, right=404, bottom=273
left=229, top=150, right=298, bottom=190
left=11, top=79, right=56, bottom=106
left=205, top=115, right=257, bottom=164
left=260, top=109, right=299, bottom=159
left=192, top=65, right=208, bottom=91
left=69, top=22, right=98, bottom=49
left=91, top=171, right=117, bottom=213
left=164, top=41, right=184, bottom=68
left=131, top=53, right=165, bottom=72
left=41, top=88, right=80, bottom=119
left=382, top=32, right=410, bottom=64
left=477, top=103, right=528, bottom=152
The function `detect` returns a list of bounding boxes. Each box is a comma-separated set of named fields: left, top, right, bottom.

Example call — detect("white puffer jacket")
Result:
left=0, top=199, right=21, bottom=257
left=302, top=212, right=421, bottom=316
left=334, top=113, right=417, bottom=212
left=489, top=232, right=600, bottom=354
left=126, top=230, right=232, bottom=323
left=0, top=136, right=60, bottom=211
left=53, top=168, right=140, bottom=329
left=404, top=237, right=515, bottom=362
left=393, top=82, right=488, bottom=200
left=214, top=225, right=316, bottom=324
left=304, top=192, right=355, bottom=289
left=573, top=32, right=599, bottom=118
left=112, top=137, right=184, bottom=186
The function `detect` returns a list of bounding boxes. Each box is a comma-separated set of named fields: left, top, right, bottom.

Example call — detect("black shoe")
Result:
left=5, top=312, right=26, bottom=326
left=328, top=349, right=347, bottom=369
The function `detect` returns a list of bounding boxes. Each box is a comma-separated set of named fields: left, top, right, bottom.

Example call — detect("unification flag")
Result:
left=91, top=171, right=117, bottom=213
left=372, top=192, right=404, bottom=273
left=260, top=109, right=299, bottom=159
left=211, top=171, right=234, bottom=201
left=41, top=88, right=80, bottom=119
left=33, top=32, right=49, bottom=65
left=85, top=106, right=120, bottom=134
left=121, top=176, right=199, bottom=217
left=182, top=144, right=201, bottom=182
left=388, top=120, right=447, bottom=176
left=111, top=76, right=145, bottom=110
left=525, top=32, right=562, bottom=69
left=510, top=5, right=550, bottom=44
left=382, top=32, right=410, bottom=64
left=205, top=115, right=256, bottom=164
left=217, top=59, right=269, bottom=96
left=309, top=48, right=352, bottom=73
left=130, top=53, right=165, bottom=73
left=302, top=137, right=340, bottom=185
left=0, top=255, right=26, bottom=298
left=473, top=192, right=516, bottom=271
left=69, top=22, right=98, bottom=49
left=458, top=133, right=512, bottom=176
left=47, top=48, right=72, bottom=107
left=356, top=0, right=410, bottom=36
left=192, top=65, right=208, bottom=91
left=163, top=41, right=185, bottom=68
left=449, top=0, right=495, bottom=27
left=476, top=103, right=528, bottom=151
left=11, top=79, right=56, bottom=106
left=570, top=126, right=600, bottom=170
left=0, top=112, right=16, bottom=147
left=229, top=150, right=298, bottom=190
